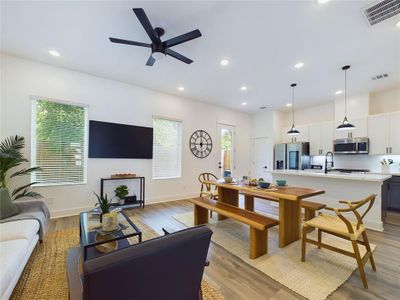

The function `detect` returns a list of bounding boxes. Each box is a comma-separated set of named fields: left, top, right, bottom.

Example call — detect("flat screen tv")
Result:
left=89, top=120, right=153, bottom=159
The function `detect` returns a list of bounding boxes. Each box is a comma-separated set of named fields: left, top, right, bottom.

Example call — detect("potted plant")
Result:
left=114, top=185, right=129, bottom=205
left=0, top=135, right=41, bottom=199
left=94, top=192, right=113, bottom=222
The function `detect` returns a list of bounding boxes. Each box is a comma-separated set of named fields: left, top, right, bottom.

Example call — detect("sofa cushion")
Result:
left=0, top=239, right=29, bottom=298
left=0, top=188, right=19, bottom=220
left=0, top=219, right=40, bottom=242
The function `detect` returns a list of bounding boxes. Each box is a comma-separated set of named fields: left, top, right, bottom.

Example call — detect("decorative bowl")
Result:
left=258, top=181, right=271, bottom=189
left=276, top=179, right=287, bottom=187
left=224, top=176, right=233, bottom=183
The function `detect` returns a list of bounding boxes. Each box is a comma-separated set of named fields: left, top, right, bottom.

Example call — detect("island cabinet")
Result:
left=309, top=121, right=334, bottom=156
left=334, top=117, right=368, bottom=139
left=368, top=112, right=400, bottom=155
left=387, top=176, right=400, bottom=211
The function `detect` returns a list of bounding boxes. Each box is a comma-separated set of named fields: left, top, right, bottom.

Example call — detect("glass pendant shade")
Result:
left=336, top=65, right=355, bottom=131
left=287, top=83, right=300, bottom=136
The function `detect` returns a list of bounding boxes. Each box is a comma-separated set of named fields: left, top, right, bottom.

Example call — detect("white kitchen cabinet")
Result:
left=309, top=122, right=333, bottom=156
left=368, top=114, right=389, bottom=155
left=334, top=117, right=368, bottom=139
left=281, top=125, right=309, bottom=143
left=368, top=112, right=400, bottom=154
left=389, top=112, right=400, bottom=154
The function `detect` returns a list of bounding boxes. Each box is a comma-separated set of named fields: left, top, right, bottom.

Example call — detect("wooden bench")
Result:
left=189, top=197, right=279, bottom=259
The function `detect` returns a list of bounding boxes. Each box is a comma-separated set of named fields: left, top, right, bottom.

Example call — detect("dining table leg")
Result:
left=279, top=198, right=302, bottom=247
left=217, top=186, right=239, bottom=220
left=244, top=195, right=254, bottom=211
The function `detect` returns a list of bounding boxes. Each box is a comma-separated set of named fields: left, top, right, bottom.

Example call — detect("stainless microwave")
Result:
left=333, top=137, right=369, bottom=155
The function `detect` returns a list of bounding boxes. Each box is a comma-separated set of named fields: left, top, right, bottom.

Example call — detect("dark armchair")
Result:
left=67, top=225, right=213, bottom=300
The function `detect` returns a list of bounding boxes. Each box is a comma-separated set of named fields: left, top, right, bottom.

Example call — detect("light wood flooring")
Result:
left=50, top=199, right=400, bottom=300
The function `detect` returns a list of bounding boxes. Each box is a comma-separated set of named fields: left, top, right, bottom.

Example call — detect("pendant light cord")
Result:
left=344, top=68, right=347, bottom=118
left=292, top=85, right=295, bottom=126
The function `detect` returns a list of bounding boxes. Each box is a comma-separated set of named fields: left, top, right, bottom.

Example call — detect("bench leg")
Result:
left=249, top=227, right=268, bottom=259
left=194, top=205, right=209, bottom=225
left=304, top=209, right=316, bottom=233
left=244, top=195, right=254, bottom=211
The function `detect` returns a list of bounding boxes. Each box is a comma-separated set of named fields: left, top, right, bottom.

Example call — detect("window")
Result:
left=152, top=117, right=182, bottom=179
left=31, top=98, right=88, bottom=186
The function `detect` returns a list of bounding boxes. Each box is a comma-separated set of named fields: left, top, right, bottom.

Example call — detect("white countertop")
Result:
left=271, top=169, right=392, bottom=182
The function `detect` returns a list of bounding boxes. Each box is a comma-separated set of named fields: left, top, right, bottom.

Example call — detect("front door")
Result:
left=251, top=137, right=272, bottom=182
left=216, top=123, right=235, bottom=178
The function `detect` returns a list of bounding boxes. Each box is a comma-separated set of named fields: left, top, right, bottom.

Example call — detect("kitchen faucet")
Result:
left=325, top=151, right=334, bottom=174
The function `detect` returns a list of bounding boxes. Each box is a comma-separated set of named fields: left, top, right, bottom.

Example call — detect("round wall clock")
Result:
left=189, top=130, right=212, bottom=158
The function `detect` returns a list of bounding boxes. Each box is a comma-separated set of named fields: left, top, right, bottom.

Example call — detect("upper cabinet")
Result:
left=368, top=112, right=400, bottom=154
left=309, top=122, right=333, bottom=155
left=334, top=117, right=368, bottom=139
left=281, top=124, right=309, bottom=143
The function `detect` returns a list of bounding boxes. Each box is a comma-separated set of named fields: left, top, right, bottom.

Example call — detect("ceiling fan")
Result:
left=109, top=8, right=202, bottom=66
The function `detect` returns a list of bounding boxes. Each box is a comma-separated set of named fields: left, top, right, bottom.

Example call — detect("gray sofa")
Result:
left=68, top=225, right=213, bottom=300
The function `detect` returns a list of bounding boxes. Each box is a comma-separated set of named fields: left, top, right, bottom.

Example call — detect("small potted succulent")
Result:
left=94, top=192, right=113, bottom=222
left=114, top=185, right=129, bottom=205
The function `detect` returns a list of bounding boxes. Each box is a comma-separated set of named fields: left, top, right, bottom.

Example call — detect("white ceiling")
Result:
left=1, top=1, right=400, bottom=113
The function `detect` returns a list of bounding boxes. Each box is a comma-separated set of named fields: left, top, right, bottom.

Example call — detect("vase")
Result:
left=118, top=197, right=125, bottom=205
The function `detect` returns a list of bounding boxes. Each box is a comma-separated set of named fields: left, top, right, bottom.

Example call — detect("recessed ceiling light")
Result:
left=48, top=50, right=61, bottom=57
left=241, top=102, right=247, bottom=106
left=317, top=0, right=330, bottom=4
left=396, top=20, right=400, bottom=28
left=220, top=59, right=229, bottom=66
left=335, top=90, right=343, bottom=95
left=178, top=86, right=185, bottom=91
left=240, top=86, right=248, bottom=91
left=294, top=62, right=304, bottom=69
left=286, top=103, right=292, bottom=107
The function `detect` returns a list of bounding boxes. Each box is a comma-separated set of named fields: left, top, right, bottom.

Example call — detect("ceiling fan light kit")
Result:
left=287, top=83, right=300, bottom=136
left=109, top=8, right=202, bottom=66
left=336, top=65, right=355, bottom=131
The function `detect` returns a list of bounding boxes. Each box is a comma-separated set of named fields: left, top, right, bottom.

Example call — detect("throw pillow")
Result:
left=0, top=188, right=19, bottom=219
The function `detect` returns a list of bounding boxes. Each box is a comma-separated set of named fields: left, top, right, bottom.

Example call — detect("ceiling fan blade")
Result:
left=109, top=37, right=151, bottom=48
left=163, top=29, right=202, bottom=48
left=165, top=48, right=193, bottom=64
left=133, top=8, right=160, bottom=44
left=146, top=55, right=156, bottom=66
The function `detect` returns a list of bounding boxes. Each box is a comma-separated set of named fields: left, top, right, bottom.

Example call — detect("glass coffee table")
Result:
left=79, top=210, right=142, bottom=260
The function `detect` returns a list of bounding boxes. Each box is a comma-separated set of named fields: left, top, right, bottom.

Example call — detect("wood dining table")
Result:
left=205, top=181, right=325, bottom=247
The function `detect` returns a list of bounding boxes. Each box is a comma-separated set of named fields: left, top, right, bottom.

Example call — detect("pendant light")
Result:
left=336, top=65, right=355, bottom=131
left=287, top=83, right=300, bottom=135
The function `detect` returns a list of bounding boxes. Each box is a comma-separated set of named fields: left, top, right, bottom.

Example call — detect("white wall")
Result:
left=369, top=86, right=400, bottom=115
left=283, top=102, right=334, bottom=126
left=0, top=53, right=251, bottom=217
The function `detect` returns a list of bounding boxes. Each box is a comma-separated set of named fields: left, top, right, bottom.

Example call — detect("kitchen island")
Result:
left=271, top=170, right=392, bottom=231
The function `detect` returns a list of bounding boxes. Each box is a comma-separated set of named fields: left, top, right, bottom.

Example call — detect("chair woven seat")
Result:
left=304, top=213, right=365, bottom=240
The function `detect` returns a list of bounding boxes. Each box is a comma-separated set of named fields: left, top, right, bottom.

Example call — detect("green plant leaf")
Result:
left=10, top=167, right=41, bottom=178
left=14, top=191, right=42, bottom=200
left=12, top=182, right=39, bottom=197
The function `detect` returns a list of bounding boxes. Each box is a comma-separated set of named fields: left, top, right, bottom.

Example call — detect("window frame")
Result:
left=30, top=96, right=89, bottom=187
left=152, top=116, right=183, bottom=180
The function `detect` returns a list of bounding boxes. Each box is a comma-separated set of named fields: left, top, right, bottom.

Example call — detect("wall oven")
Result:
left=333, top=137, right=369, bottom=155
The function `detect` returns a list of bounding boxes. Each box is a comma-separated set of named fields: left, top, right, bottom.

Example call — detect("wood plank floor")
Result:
left=50, top=199, right=400, bottom=300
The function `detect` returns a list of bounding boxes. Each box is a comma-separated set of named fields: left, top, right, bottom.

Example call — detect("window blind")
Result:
left=152, top=117, right=182, bottom=179
left=31, top=99, right=88, bottom=186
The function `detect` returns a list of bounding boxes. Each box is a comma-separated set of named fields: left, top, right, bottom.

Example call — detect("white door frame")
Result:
left=216, top=122, right=236, bottom=177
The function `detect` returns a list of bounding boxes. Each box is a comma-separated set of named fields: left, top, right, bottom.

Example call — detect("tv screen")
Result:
left=89, top=120, right=153, bottom=159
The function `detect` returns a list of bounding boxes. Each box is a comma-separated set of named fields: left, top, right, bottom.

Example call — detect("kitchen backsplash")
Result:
left=310, top=154, right=400, bottom=173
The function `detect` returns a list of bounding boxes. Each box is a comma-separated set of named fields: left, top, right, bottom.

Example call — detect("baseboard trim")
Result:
left=50, top=193, right=199, bottom=219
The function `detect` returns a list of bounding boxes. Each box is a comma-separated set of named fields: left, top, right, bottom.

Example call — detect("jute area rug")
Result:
left=174, top=212, right=376, bottom=300
left=10, top=217, right=223, bottom=300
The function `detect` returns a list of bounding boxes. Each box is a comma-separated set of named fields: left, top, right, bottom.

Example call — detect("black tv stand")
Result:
left=100, top=176, right=145, bottom=208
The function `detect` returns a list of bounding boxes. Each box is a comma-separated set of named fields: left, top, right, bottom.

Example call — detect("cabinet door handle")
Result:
left=390, top=147, right=392, bottom=153
left=386, top=147, right=388, bottom=154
